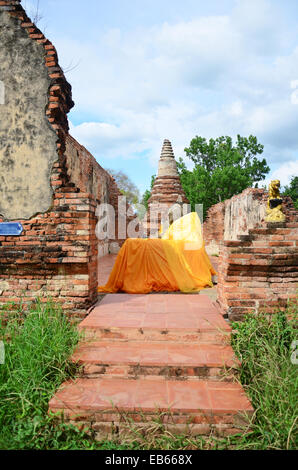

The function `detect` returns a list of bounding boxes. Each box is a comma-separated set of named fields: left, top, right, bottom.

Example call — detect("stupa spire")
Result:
left=157, top=139, right=180, bottom=179
left=142, top=139, right=190, bottom=236
left=149, top=139, right=189, bottom=204
left=160, top=139, right=175, bottom=159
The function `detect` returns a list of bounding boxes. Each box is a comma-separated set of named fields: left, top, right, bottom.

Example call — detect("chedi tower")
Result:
left=144, top=139, right=189, bottom=236
left=148, top=139, right=189, bottom=206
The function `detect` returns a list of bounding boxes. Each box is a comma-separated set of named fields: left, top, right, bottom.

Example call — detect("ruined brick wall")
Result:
left=0, top=0, right=73, bottom=220
left=65, top=135, right=112, bottom=204
left=0, top=1, right=134, bottom=318
left=203, top=189, right=267, bottom=255
left=203, top=202, right=225, bottom=255
left=224, top=189, right=267, bottom=240
left=0, top=189, right=98, bottom=318
left=217, top=219, right=298, bottom=321
left=203, top=187, right=297, bottom=319
left=65, top=135, right=129, bottom=257
left=0, top=149, right=131, bottom=319
left=203, top=188, right=297, bottom=254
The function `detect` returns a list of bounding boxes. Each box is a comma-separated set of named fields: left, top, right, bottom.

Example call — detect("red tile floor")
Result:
left=49, top=254, right=253, bottom=437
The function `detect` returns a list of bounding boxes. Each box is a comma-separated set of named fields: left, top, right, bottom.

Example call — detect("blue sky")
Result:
left=24, top=0, right=298, bottom=195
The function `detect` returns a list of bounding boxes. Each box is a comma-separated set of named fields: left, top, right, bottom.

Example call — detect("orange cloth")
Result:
left=98, top=238, right=216, bottom=294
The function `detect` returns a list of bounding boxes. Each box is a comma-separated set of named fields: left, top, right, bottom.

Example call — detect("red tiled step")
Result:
left=72, top=341, right=240, bottom=380
left=80, top=327, right=228, bottom=344
left=49, top=377, right=253, bottom=436
left=79, top=294, right=230, bottom=344
left=49, top=291, right=254, bottom=437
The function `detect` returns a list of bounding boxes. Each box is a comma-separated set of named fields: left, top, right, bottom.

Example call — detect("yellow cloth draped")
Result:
left=98, top=213, right=216, bottom=294
left=161, top=211, right=203, bottom=247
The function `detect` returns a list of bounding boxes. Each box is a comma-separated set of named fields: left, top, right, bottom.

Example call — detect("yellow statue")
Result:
left=266, top=180, right=286, bottom=223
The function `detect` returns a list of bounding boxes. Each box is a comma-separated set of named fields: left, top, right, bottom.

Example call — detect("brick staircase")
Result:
left=49, top=294, right=253, bottom=439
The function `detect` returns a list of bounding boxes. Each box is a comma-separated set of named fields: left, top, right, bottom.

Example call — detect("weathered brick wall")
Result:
left=0, top=0, right=73, bottom=221
left=0, top=143, right=134, bottom=318
left=203, top=188, right=267, bottom=255
left=65, top=135, right=112, bottom=204
left=65, top=135, right=131, bottom=257
left=224, top=189, right=266, bottom=240
left=203, top=187, right=297, bottom=319
left=203, top=188, right=296, bottom=253
left=0, top=184, right=98, bottom=319
left=217, top=220, right=298, bottom=321
left=0, top=138, right=102, bottom=319
left=0, top=1, right=135, bottom=318
left=203, top=202, right=225, bottom=255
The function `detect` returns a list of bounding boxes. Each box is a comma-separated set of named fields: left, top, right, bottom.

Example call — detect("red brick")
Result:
left=29, top=33, right=44, bottom=39
left=270, top=235, right=284, bottom=241
left=269, top=241, right=294, bottom=247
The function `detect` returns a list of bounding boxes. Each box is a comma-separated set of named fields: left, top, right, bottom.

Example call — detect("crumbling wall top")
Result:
left=0, top=0, right=74, bottom=136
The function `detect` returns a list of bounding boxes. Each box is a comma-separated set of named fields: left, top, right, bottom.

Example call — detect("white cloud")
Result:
left=51, top=0, right=298, bottom=185
left=232, top=0, right=286, bottom=55
left=264, top=160, right=298, bottom=188
left=229, top=101, right=243, bottom=117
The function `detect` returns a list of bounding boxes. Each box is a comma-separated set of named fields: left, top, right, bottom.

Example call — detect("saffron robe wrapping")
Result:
left=98, top=213, right=216, bottom=294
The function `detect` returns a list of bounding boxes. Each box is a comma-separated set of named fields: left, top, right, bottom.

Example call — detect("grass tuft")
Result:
left=0, top=299, right=94, bottom=450
left=230, top=304, right=298, bottom=450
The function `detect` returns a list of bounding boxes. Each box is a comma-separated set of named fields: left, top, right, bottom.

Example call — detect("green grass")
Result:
left=0, top=298, right=297, bottom=450
left=0, top=299, right=98, bottom=450
left=229, top=304, right=298, bottom=450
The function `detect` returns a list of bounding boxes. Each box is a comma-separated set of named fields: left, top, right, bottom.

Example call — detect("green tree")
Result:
left=140, top=175, right=156, bottom=210
left=282, top=176, right=298, bottom=210
left=178, top=135, right=270, bottom=218
left=106, top=169, right=140, bottom=205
